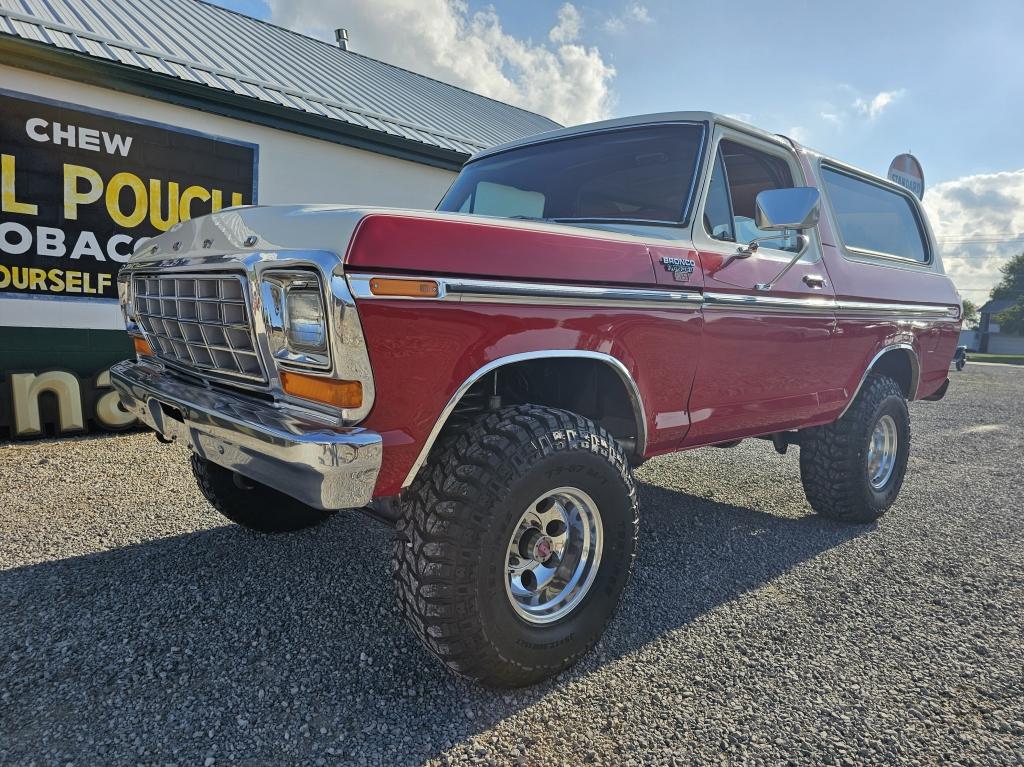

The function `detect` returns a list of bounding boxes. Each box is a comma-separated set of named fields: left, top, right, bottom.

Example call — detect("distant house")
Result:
left=978, top=299, right=1024, bottom=354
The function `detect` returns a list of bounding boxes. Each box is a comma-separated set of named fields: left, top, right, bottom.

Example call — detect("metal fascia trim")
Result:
left=835, top=300, right=953, bottom=318
left=703, top=292, right=836, bottom=314
left=350, top=276, right=952, bottom=321
left=401, top=350, right=648, bottom=489
left=348, top=275, right=703, bottom=310
left=447, top=277, right=702, bottom=309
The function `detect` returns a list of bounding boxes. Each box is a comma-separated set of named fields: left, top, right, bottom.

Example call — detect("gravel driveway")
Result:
left=1, top=364, right=1022, bottom=766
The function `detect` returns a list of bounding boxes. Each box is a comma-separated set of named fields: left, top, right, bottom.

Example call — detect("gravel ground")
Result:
left=1, top=364, right=1022, bottom=766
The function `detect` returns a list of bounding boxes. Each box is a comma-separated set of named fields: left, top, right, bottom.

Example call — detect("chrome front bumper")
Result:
left=110, top=360, right=382, bottom=510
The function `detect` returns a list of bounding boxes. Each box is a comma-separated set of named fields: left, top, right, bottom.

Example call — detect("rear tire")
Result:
left=799, top=375, right=911, bottom=523
left=190, top=454, right=333, bottom=533
left=392, top=405, right=638, bottom=687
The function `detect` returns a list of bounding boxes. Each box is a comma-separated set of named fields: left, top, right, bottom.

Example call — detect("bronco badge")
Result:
left=659, top=256, right=696, bottom=282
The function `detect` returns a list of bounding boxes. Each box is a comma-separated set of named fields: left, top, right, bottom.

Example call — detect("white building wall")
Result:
left=958, top=329, right=979, bottom=351
left=0, top=65, right=456, bottom=207
left=0, top=64, right=457, bottom=330
left=989, top=335, right=1024, bottom=355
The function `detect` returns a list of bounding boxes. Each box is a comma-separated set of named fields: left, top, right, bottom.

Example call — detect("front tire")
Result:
left=799, top=375, right=911, bottom=523
left=190, top=455, right=333, bottom=533
left=392, top=405, right=638, bottom=687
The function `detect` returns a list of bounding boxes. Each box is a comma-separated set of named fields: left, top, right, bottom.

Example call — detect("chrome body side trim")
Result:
left=347, top=274, right=703, bottom=310
left=703, top=291, right=836, bottom=314
left=110, top=359, right=382, bottom=510
left=446, top=277, right=703, bottom=309
left=349, top=275, right=954, bottom=320
left=838, top=344, right=921, bottom=418
left=835, top=300, right=953, bottom=318
left=401, top=350, right=648, bottom=489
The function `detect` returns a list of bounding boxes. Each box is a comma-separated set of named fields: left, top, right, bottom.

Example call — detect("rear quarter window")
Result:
left=821, top=166, right=929, bottom=263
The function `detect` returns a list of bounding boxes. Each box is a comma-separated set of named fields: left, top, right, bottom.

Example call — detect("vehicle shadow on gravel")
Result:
left=0, top=483, right=866, bottom=765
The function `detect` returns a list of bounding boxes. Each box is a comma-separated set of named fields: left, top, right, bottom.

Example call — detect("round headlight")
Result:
left=286, top=289, right=327, bottom=351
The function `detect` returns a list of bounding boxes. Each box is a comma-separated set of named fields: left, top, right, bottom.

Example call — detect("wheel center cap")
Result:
left=529, top=534, right=554, bottom=561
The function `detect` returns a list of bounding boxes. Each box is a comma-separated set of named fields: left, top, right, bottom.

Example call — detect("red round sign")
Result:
left=888, top=154, right=925, bottom=199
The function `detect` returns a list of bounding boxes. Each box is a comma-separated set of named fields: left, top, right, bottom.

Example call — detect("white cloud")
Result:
left=550, top=3, right=582, bottom=43
left=923, top=169, right=1024, bottom=299
left=267, top=0, right=614, bottom=125
left=786, top=125, right=809, bottom=143
left=604, top=3, right=653, bottom=33
left=819, top=111, right=841, bottom=126
left=853, top=89, right=905, bottom=120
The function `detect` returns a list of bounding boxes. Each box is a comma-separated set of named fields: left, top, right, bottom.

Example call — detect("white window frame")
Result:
left=691, top=125, right=823, bottom=266
left=815, top=158, right=935, bottom=272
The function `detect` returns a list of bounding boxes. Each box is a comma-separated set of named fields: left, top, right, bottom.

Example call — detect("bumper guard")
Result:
left=110, top=360, right=382, bottom=510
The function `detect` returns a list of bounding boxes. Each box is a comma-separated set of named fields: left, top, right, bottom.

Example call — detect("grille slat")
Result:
left=134, top=274, right=265, bottom=382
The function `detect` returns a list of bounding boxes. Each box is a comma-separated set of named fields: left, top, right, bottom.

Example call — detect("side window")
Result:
left=821, top=167, right=929, bottom=263
left=703, top=149, right=735, bottom=242
left=704, top=139, right=797, bottom=251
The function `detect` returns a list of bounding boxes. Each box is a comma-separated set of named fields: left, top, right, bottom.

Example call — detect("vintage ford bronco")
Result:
left=111, top=113, right=961, bottom=687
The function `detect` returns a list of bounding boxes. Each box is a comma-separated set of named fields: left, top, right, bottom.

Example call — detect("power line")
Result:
left=938, top=239, right=1024, bottom=246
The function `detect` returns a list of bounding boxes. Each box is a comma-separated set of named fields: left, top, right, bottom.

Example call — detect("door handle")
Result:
left=802, top=274, right=827, bottom=288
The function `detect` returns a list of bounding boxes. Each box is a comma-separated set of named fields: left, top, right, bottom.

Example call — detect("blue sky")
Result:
left=210, top=0, right=1024, bottom=298
left=212, top=0, right=1022, bottom=182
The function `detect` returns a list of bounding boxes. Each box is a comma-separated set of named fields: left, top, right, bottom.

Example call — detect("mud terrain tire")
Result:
left=190, top=454, right=333, bottom=533
left=800, top=374, right=911, bottom=523
left=393, top=405, right=638, bottom=687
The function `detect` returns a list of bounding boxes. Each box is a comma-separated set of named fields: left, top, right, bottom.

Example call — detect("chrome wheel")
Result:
left=505, top=487, right=603, bottom=624
left=867, top=414, right=899, bottom=489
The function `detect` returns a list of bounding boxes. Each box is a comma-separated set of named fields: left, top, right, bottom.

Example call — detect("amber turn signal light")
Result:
left=133, top=335, right=154, bottom=357
left=280, top=370, right=363, bottom=409
left=369, top=277, right=439, bottom=298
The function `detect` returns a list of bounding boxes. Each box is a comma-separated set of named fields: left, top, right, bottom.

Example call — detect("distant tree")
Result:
left=991, top=252, right=1024, bottom=301
left=992, top=253, right=1024, bottom=334
left=996, top=303, right=1024, bottom=335
left=961, top=298, right=979, bottom=329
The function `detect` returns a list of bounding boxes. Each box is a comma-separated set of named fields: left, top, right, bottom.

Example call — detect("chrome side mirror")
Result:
left=746, top=187, right=821, bottom=291
left=755, top=187, right=820, bottom=231
left=735, top=187, right=821, bottom=257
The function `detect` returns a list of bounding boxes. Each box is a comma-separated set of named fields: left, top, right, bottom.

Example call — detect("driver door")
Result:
left=683, top=128, right=841, bottom=446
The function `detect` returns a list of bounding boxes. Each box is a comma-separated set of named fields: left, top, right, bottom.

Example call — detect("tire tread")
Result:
left=392, top=404, right=638, bottom=687
left=799, top=374, right=909, bottom=523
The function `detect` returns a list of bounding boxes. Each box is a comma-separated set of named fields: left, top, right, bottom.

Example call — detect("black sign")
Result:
left=0, top=90, right=257, bottom=300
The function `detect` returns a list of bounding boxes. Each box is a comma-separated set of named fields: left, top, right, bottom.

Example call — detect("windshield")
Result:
left=438, top=123, right=706, bottom=225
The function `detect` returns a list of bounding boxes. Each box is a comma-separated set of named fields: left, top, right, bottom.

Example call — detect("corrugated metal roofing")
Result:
left=0, top=0, right=561, bottom=157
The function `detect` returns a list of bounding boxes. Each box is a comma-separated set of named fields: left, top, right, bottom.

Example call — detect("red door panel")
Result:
left=682, top=245, right=840, bottom=446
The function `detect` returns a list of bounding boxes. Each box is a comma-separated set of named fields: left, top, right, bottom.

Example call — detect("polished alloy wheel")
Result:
left=505, top=487, right=603, bottom=624
left=867, top=414, right=899, bottom=489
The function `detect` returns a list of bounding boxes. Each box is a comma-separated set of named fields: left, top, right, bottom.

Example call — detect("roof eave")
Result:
left=0, top=35, right=469, bottom=172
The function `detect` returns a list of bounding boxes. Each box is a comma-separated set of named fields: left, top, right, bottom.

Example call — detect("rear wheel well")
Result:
left=869, top=347, right=918, bottom=399
left=439, top=357, right=644, bottom=460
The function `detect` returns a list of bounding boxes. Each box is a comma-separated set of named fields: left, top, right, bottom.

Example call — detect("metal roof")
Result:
left=0, top=0, right=560, bottom=160
left=980, top=298, right=1015, bottom=315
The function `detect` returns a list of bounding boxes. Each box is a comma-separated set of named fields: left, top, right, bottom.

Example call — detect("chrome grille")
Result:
left=133, top=274, right=264, bottom=382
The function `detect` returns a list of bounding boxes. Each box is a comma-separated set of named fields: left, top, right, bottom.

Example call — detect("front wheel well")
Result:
left=440, top=356, right=645, bottom=460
